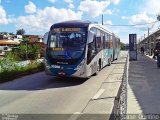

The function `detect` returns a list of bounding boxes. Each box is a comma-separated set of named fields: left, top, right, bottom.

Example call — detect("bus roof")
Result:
left=50, top=20, right=91, bottom=29
left=50, top=20, right=120, bottom=39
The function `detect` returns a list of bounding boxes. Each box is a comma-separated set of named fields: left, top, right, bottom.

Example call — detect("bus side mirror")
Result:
left=88, top=31, right=94, bottom=43
left=43, top=32, right=49, bottom=44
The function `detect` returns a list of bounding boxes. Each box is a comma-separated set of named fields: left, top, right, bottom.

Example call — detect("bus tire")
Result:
left=94, top=69, right=99, bottom=75
left=95, top=65, right=99, bottom=76
left=111, top=55, right=114, bottom=62
left=108, top=58, right=111, bottom=66
left=99, top=59, right=102, bottom=70
left=94, top=64, right=99, bottom=76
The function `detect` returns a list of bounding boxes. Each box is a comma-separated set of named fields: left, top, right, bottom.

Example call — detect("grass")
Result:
left=0, top=59, right=45, bottom=83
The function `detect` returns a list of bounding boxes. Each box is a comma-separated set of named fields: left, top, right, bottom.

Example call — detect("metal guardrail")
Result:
left=112, top=54, right=129, bottom=120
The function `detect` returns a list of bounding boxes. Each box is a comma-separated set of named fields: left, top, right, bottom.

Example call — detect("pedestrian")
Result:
left=155, top=40, right=160, bottom=68
left=153, top=48, right=157, bottom=59
left=140, top=46, right=144, bottom=56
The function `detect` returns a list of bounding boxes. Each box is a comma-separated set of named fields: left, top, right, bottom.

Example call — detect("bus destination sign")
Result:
left=53, top=28, right=80, bottom=32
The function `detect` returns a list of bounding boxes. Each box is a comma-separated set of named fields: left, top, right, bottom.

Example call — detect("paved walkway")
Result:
left=127, top=53, right=160, bottom=114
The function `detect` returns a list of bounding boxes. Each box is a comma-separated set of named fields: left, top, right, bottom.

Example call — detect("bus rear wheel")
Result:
left=94, top=68, right=99, bottom=76
left=94, top=61, right=100, bottom=76
left=108, top=58, right=111, bottom=66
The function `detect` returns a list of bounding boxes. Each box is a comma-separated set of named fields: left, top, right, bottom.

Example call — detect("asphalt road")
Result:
left=0, top=62, right=116, bottom=115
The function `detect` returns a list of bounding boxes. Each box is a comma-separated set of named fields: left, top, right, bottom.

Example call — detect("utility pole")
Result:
left=102, top=14, right=103, bottom=25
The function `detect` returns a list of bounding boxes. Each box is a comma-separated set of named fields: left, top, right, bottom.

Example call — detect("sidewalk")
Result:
left=127, top=53, right=160, bottom=114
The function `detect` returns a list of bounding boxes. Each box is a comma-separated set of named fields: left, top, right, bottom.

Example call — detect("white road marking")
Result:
left=67, top=112, right=81, bottom=120
left=92, top=89, right=105, bottom=100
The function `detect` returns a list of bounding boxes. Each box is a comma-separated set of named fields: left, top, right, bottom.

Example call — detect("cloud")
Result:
left=122, top=12, right=154, bottom=25
left=121, top=16, right=129, bottom=20
left=104, top=9, right=112, bottom=15
left=16, top=7, right=82, bottom=33
left=64, top=0, right=74, bottom=9
left=48, top=0, right=56, bottom=3
left=64, top=0, right=72, bottom=2
left=143, top=0, right=160, bottom=15
left=78, top=0, right=110, bottom=18
left=104, top=20, right=112, bottom=25
left=0, top=6, right=8, bottom=24
left=25, top=1, right=36, bottom=14
left=121, top=12, right=155, bottom=32
left=68, top=3, right=74, bottom=9
left=129, top=12, right=154, bottom=25
left=110, top=0, right=120, bottom=5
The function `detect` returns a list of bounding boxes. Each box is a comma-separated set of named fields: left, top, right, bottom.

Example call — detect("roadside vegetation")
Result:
left=120, top=42, right=126, bottom=50
left=0, top=37, right=45, bottom=83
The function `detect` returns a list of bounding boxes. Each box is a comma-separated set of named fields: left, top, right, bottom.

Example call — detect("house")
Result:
left=0, top=32, right=10, bottom=40
left=0, top=39, right=19, bottom=55
left=13, top=35, right=22, bottom=43
left=23, top=35, right=43, bottom=43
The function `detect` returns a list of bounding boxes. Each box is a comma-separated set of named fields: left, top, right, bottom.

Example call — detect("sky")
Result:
left=0, top=0, right=160, bottom=43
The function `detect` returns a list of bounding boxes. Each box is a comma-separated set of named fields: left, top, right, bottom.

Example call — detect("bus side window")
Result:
left=110, top=35, right=113, bottom=48
left=109, top=35, right=113, bottom=48
left=116, top=38, right=118, bottom=48
left=108, top=34, right=110, bottom=48
left=95, top=29, right=101, bottom=52
left=87, top=35, right=96, bottom=64
left=105, top=34, right=108, bottom=48
left=103, top=33, right=105, bottom=49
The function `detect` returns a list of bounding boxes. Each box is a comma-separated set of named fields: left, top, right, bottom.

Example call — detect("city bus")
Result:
left=44, top=20, right=120, bottom=78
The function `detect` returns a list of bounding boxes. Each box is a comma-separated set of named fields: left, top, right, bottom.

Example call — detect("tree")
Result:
left=120, top=42, right=126, bottom=50
left=9, top=32, right=14, bottom=35
left=16, top=29, right=25, bottom=35
left=20, top=37, right=30, bottom=60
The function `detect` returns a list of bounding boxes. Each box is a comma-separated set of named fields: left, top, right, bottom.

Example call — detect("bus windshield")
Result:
left=48, top=28, right=86, bottom=60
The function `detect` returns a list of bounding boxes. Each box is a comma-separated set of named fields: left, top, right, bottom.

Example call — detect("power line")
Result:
left=103, top=21, right=158, bottom=27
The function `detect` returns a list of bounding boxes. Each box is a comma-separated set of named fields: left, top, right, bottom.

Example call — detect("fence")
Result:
left=112, top=54, right=129, bottom=120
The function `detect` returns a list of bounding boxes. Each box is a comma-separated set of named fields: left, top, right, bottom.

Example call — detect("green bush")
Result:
left=5, top=51, right=20, bottom=61
left=10, top=44, right=40, bottom=60
left=0, top=36, right=44, bottom=83
left=18, top=44, right=27, bottom=60
left=0, top=59, right=44, bottom=83
left=27, top=44, right=40, bottom=60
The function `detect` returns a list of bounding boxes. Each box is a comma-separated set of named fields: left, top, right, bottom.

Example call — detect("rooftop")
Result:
left=0, top=40, right=19, bottom=45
